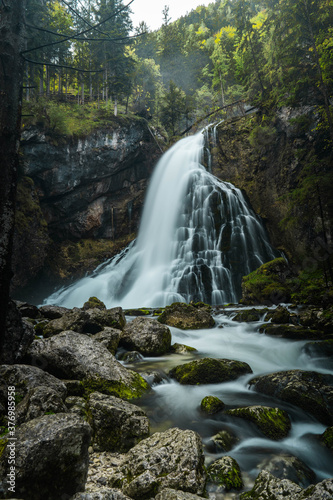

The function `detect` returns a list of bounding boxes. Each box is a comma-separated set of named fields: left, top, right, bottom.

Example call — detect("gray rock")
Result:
left=71, top=488, right=132, bottom=500
left=42, top=307, right=91, bottom=337
left=258, top=454, right=316, bottom=488
left=0, top=413, right=91, bottom=500
left=93, top=328, right=122, bottom=354
left=85, top=307, right=126, bottom=332
left=158, top=302, right=215, bottom=330
left=87, top=392, right=149, bottom=452
left=207, top=429, right=239, bottom=452
left=1, top=300, right=35, bottom=364
left=16, top=385, right=68, bottom=424
left=241, top=470, right=303, bottom=499
left=25, top=331, right=149, bottom=400
left=15, top=301, right=40, bottom=319
left=207, top=456, right=243, bottom=491
left=108, top=427, right=206, bottom=498
left=39, top=304, right=70, bottom=319
left=121, top=317, right=171, bottom=356
left=155, top=489, right=204, bottom=500
left=299, top=478, right=333, bottom=499
left=249, top=370, right=333, bottom=425
left=169, top=357, right=252, bottom=385
left=66, top=396, right=87, bottom=417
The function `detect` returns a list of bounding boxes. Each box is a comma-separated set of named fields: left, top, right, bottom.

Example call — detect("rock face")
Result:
left=87, top=392, right=149, bottom=452
left=24, top=331, right=150, bottom=400
left=121, top=317, right=172, bottom=356
left=108, top=427, right=206, bottom=498
left=169, top=358, right=252, bottom=385
left=226, top=406, right=291, bottom=440
left=158, top=302, right=215, bottom=330
left=249, top=370, right=333, bottom=425
left=0, top=300, right=35, bottom=364
left=0, top=413, right=91, bottom=500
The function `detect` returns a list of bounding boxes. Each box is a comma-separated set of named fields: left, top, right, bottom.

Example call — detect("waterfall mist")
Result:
left=45, top=128, right=278, bottom=308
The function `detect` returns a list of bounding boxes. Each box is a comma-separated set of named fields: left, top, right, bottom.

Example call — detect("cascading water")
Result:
left=44, top=127, right=278, bottom=309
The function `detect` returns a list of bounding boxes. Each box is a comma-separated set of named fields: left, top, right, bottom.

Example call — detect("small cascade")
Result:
left=44, top=127, right=279, bottom=309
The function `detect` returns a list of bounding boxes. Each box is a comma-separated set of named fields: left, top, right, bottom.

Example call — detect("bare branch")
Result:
left=22, top=55, right=104, bottom=73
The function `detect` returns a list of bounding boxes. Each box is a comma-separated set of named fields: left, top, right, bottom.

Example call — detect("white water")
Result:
left=44, top=128, right=278, bottom=309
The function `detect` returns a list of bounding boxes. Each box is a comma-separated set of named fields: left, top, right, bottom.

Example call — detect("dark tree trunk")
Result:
left=0, top=0, right=26, bottom=359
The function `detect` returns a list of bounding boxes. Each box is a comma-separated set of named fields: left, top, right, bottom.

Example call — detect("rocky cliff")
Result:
left=12, top=116, right=163, bottom=298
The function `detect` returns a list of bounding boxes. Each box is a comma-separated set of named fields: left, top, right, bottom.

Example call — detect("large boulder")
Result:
left=158, top=302, right=215, bottom=330
left=260, top=324, right=323, bottom=340
left=248, top=370, right=333, bottom=425
left=299, top=479, right=333, bottom=499
left=226, top=406, right=291, bottom=440
left=121, top=317, right=171, bottom=356
left=16, top=385, right=68, bottom=425
left=169, top=358, right=252, bottom=385
left=24, top=331, right=150, bottom=400
left=87, top=392, right=149, bottom=452
left=71, top=489, right=132, bottom=500
left=257, top=454, right=316, bottom=488
left=206, top=456, right=243, bottom=492
left=240, top=470, right=303, bottom=499
left=155, top=489, right=205, bottom=500
left=93, top=327, right=122, bottom=355
left=0, top=413, right=91, bottom=500
left=108, top=428, right=206, bottom=498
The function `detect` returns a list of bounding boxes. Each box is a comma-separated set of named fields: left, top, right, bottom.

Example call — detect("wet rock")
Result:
left=120, top=351, right=144, bottom=363
left=257, top=454, right=316, bottom=488
left=200, top=396, right=225, bottom=414
left=240, top=470, right=303, bottom=499
left=226, top=406, right=291, bottom=440
left=320, top=426, right=333, bottom=451
left=260, top=324, right=323, bottom=340
left=83, top=297, right=107, bottom=310
left=206, top=456, right=243, bottom=491
left=93, top=328, right=122, bottom=355
left=299, top=478, right=333, bottom=499
left=248, top=370, right=333, bottom=425
left=298, top=306, right=333, bottom=333
left=108, top=427, right=206, bottom=498
left=15, top=300, right=40, bottom=319
left=158, top=302, right=215, bottom=330
left=232, top=308, right=262, bottom=322
left=139, top=370, right=167, bottom=386
left=39, top=304, right=70, bottom=319
left=24, top=331, right=150, bottom=400
left=71, top=489, right=132, bottom=500
left=87, top=392, right=149, bottom=452
left=303, top=340, right=333, bottom=361
left=0, top=413, right=91, bottom=500
left=155, top=489, right=204, bottom=500
left=124, top=308, right=151, bottom=316
left=121, top=317, right=171, bottom=356
left=169, top=357, right=252, bottom=385
left=207, top=429, right=239, bottom=452
left=16, top=385, right=68, bottom=424
left=170, top=343, right=197, bottom=354
left=265, top=306, right=291, bottom=324
left=1, top=300, right=35, bottom=364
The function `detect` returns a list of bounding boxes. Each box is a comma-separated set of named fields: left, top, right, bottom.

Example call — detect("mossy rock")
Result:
left=124, top=308, right=151, bottom=316
left=208, top=429, right=239, bottom=452
left=260, top=324, right=323, bottom=340
left=265, top=305, right=290, bottom=324
left=169, top=358, right=252, bottom=385
left=82, top=373, right=150, bottom=401
left=226, top=405, right=291, bottom=440
left=207, top=456, right=243, bottom=491
left=232, top=308, right=263, bottom=322
left=82, top=296, right=106, bottom=310
left=200, top=396, right=225, bottom=414
left=169, top=343, right=197, bottom=354
left=158, top=302, right=215, bottom=330
left=241, top=258, right=292, bottom=305
left=320, top=426, right=333, bottom=451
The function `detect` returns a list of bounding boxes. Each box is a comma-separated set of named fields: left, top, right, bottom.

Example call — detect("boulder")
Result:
left=0, top=413, right=91, bottom=500
left=169, top=358, right=252, bottom=385
left=93, top=328, right=122, bottom=355
left=207, top=429, right=239, bottom=453
left=302, top=340, right=333, bottom=366
left=155, top=489, right=204, bottom=500
left=108, top=427, right=206, bottom=498
left=232, top=308, right=263, bottom=322
left=226, top=406, right=291, bottom=440
left=200, top=396, right=225, bottom=414
left=66, top=396, right=87, bottom=418
left=248, top=370, right=333, bottom=425
left=265, top=305, right=291, bottom=324
left=71, top=489, right=132, bottom=500
left=260, top=324, right=323, bottom=340
left=85, top=307, right=126, bottom=332
left=121, top=317, right=171, bottom=356
left=39, top=304, right=70, bottom=319
left=83, top=296, right=107, bottom=310
left=257, top=454, right=316, bottom=488
left=320, top=426, right=333, bottom=451
left=24, top=331, right=150, bottom=400
left=158, top=302, right=215, bottom=330
left=16, top=385, right=68, bottom=424
left=170, top=343, right=197, bottom=354
left=299, top=479, right=333, bottom=499
left=298, top=306, right=333, bottom=333
left=15, top=300, right=39, bottom=319
left=0, top=300, right=35, bottom=364
left=206, top=456, right=243, bottom=491
left=240, top=470, right=303, bottom=499
left=87, top=392, right=149, bottom=452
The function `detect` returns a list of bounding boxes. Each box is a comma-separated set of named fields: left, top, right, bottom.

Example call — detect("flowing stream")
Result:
left=44, top=127, right=278, bottom=309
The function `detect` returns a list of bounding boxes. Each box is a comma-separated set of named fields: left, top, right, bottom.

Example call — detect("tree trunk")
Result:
left=0, top=0, right=26, bottom=358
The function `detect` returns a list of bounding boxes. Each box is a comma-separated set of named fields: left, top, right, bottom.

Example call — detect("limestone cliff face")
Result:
left=13, top=117, right=162, bottom=295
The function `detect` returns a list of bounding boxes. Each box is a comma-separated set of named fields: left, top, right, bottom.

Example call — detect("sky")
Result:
left=129, top=0, right=214, bottom=31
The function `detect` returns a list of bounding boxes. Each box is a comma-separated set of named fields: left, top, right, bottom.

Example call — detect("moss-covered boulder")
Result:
left=82, top=296, right=106, bottom=310
left=121, top=317, right=172, bottom=356
left=240, top=470, right=303, bottom=499
left=298, top=306, right=333, bottom=333
left=232, top=308, right=263, bottom=322
left=169, top=358, right=252, bottom=385
left=303, top=340, right=333, bottom=360
left=170, top=343, right=197, bottom=354
left=257, top=454, right=315, bottom=488
left=320, top=426, right=333, bottom=451
left=200, top=396, right=225, bottom=414
left=260, top=324, right=323, bottom=340
left=207, top=456, right=243, bottom=491
left=87, top=392, right=149, bottom=452
left=226, top=405, right=291, bottom=440
left=265, top=305, right=291, bottom=324
left=241, top=258, right=292, bottom=305
left=207, top=429, right=239, bottom=452
left=124, top=308, right=151, bottom=316
left=249, top=370, right=333, bottom=425
left=158, top=302, right=215, bottom=330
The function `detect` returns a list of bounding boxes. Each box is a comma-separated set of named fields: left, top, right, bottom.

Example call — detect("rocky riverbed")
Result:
left=0, top=299, right=333, bottom=499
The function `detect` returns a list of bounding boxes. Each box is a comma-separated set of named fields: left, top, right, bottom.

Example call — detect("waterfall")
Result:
left=44, top=128, right=278, bottom=309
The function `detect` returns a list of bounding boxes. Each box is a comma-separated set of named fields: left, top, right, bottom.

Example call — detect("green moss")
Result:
left=321, top=427, right=333, bottom=450
left=0, top=438, right=8, bottom=459
left=82, top=374, right=149, bottom=400
left=207, top=456, right=243, bottom=491
left=83, top=297, right=106, bottom=310
left=226, top=406, right=291, bottom=440
left=200, top=395, right=225, bottom=414
left=124, top=308, right=151, bottom=316
left=169, top=358, right=252, bottom=385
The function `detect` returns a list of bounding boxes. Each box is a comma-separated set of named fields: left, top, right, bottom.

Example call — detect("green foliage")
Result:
left=248, top=124, right=276, bottom=149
